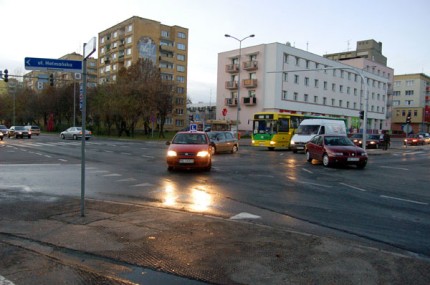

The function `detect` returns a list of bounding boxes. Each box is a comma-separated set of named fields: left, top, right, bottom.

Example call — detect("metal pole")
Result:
left=80, top=46, right=87, bottom=217
left=225, top=34, right=255, bottom=139
left=359, top=71, right=368, bottom=151
left=73, top=78, right=76, bottom=126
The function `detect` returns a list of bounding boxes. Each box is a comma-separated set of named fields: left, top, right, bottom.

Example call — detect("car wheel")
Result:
left=28, top=136, right=31, bottom=139
left=210, top=145, right=216, bottom=155
left=167, top=166, right=174, bottom=172
left=306, top=151, right=312, bottom=162
left=268, top=147, right=275, bottom=151
left=231, top=145, right=238, bottom=153
left=61, top=134, right=65, bottom=139
left=73, top=135, right=78, bottom=140
left=322, top=154, right=331, bottom=167
left=204, top=161, right=212, bottom=172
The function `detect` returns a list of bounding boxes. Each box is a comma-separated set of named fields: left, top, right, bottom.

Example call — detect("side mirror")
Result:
left=166, top=141, right=171, bottom=145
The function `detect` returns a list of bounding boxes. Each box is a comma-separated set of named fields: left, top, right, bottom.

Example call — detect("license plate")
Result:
left=179, top=159, right=194, bottom=164
left=296, top=146, right=304, bottom=149
left=347, top=157, right=359, bottom=161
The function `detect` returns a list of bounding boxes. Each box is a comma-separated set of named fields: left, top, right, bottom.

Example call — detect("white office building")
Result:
left=217, top=42, right=392, bottom=133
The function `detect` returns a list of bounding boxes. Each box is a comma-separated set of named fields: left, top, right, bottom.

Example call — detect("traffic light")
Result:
left=49, top=73, right=54, bottom=86
left=359, top=110, right=364, bottom=120
left=3, top=69, right=8, bottom=82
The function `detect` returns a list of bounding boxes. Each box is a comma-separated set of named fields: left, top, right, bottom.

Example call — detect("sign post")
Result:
left=80, top=37, right=96, bottom=217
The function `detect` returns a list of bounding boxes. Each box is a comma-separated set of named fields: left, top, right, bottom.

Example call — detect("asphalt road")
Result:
left=1, top=134, right=429, bottom=258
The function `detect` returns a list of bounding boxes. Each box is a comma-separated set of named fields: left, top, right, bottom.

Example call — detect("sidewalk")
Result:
left=1, top=195, right=430, bottom=285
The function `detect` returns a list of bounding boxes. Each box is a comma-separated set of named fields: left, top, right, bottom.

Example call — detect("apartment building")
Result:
left=217, top=42, right=391, bottom=133
left=98, top=16, right=188, bottom=131
left=392, top=73, right=430, bottom=133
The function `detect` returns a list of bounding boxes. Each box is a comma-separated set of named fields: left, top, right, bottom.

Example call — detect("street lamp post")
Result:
left=225, top=33, right=255, bottom=139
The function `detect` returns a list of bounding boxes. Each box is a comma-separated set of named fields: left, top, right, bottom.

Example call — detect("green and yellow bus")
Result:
left=251, top=112, right=304, bottom=150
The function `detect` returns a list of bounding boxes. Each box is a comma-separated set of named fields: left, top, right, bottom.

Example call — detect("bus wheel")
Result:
left=268, top=147, right=275, bottom=151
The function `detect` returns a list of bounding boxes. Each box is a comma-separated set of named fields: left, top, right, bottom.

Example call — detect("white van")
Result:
left=290, top=119, right=346, bottom=153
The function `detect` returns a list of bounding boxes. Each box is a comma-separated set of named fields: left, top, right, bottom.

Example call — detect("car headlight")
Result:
left=290, top=140, right=295, bottom=145
left=197, top=151, right=209, bottom=157
left=270, top=141, right=276, bottom=145
left=167, top=150, right=177, bottom=157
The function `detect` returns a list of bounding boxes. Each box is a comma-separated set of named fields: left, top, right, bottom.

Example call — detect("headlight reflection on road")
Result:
left=161, top=180, right=213, bottom=212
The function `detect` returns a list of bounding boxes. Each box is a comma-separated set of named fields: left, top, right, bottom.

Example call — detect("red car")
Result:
left=305, top=135, right=368, bottom=169
left=404, top=134, right=425, bottom=146
left=166, top=131, right=212, bottom=171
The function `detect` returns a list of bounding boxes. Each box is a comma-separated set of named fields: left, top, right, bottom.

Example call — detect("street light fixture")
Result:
left=225, top=33, right=255, bottom=139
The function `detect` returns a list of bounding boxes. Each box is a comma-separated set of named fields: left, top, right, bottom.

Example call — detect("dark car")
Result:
left=404, top=134, right=425, bottom=146
left=207, top=131, right=239, bottom=155
left=305, top=135, right=367, bottom=168
left=350, top=133, right=381, bottom=149
left=166, top=131, right=212, bottom=171
left=7, top=126, right=32, bottom=139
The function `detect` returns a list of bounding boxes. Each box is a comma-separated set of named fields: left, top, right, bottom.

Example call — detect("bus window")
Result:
left=254, top=120, right=267, bottom=134
left=278, top=118, right=289, bottom=132
left=290, top=116, right=302, bottom=129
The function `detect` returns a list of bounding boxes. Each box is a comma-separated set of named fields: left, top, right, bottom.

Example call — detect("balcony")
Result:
left=243, top=79, right=258, bottom=88
left=225, top=98, right=237, bottom=106
left=243, top=97, right=257, bottom=105
left=159, top=44, right=174, bottom=52
left=243, top=60, right=258, bottom=71
left=225, top=64, right=239, bottom=73
left=225, top=81, right=238, bottom=90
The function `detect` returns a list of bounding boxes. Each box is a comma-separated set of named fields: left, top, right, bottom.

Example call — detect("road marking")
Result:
left=117, top=178, right=137, bottom=182
left=121, top=152, right=132, bottom=155
left=296, top=181, right=332, bottom=188
left=132, top=182, right=154, bottom=187
left=141, top=155, right=154, bottom=158
left=380, top=166, right=408, bottom=171
left=339, top=182, right=367, bottom=192
left=302, top=168, right=313, bottom=174
left=380, top=195, right=428, bottom=205
left=58, top=159, right=68, bottom=162
left=103, top=173, right=121, bottom=177
left=230, top=212, right=261, bottom=220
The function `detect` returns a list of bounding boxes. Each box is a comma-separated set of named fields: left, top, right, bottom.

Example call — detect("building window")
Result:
left=405, top=100, right=414, bottom=106
left=177, top=54, right=185, bottom=61
left=332, top=83, right=336, bottom=92
left=346, top=101, right=350, bottom=108
left=323, top=81, right=328, bottom=90
left=294, top=75, right=299, bottom=84
left=406, top=80, right=414, bottom=86
left=304, top=94, right=308, bottom=102
left=323, top=97, right=327, bottom=105
left=127, top=25, right=132, bottom=32
left=126, top=48, right=132, bottom=55
left=283, top=72, right=288, bottom=82
left=161, top=30, right=169, bottom=37
left=282, top=90, right=288, bottom=100
left=333, top=69, right=337, bottom=77
left=177, top=43, right=186, bottom=50
left=306, top=60, right=310, bottom=69
left=353, top=102, right=357, bottom=109
left=393, top=100, right=400, bottom=106
left=393, top=91, right=401, bottom=96
left=177, top=65, right=185, bottom=72
left=314, top=96, right=318, bottom=103
left=248, top=90, right=256, bottom=97
left=405, top=90, right=414, bottom=96
left=304, top=77, right=309, bottom=86
left=314, top=79, right=319, bottom=88
left=177, top=76, right=185, bottom=83
left=126, top=36, right=132, bottom=44
left=394, top=81, right=401, bottom=87
left=339, top=85, right=343, bottom=93
left=126, top=60, right=132, bottom=67
left=113, top=31, right=118, bottom=38
left=293, top=92, right=298, bottom=101
left=178, top=32, right=186, bottom=39
left=347, top=87, right=350, bottom=94
left=177, top=87, right=185, bottom=94
left=295, top=57, right=300, bottom=66
left=331, top=98, right=335, bottom=106
left=283, top=53, right=289, bottom=63
left=339, top=100, right=342, bottom=107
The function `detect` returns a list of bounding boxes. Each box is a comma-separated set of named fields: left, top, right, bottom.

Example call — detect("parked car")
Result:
left=350, top=133, right=381, bottom=149
left=7, top=126, right=32, bottom=139
left=404, top=134, right=425, bottom=146
left=60, top=127, right=92, bottom=140
left=417, top=132, right=430, bottom=144
left=24, top=125, right=40, bottom=136
left=0, top=124, right=7, bottom=141
left=305, top=135, right=367, bottom=169
left=166, top=131, right=212, bottom=171
left=207, top=131, right=239, bottom=154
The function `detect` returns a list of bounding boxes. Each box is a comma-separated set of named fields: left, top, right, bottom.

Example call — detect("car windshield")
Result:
left=173, top=133, right=207, bottom=144
left=368, top=135, right=380, bottom=140
left=351, top=134, right=363, bottom=139
left=15, top=126, right=25, bottom=130
left=324, top=136, right=355, bottom=146
left=296, top=125, right=320, bottom=135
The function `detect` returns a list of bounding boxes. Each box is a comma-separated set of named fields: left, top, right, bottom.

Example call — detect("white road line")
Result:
left=132, top=183, right=154, bottom=187
left=58, top=159, right=68, bottom=162
left=230, top=212, right=261, bottom=220
left=117, top=178, right=137, bottom=182
left=380, top=166, right=409, bottom=171
left=339, top=182, right=367, bottom=192
left=302, top=168, right=313, bottom=174
left=380, top=195, right=428, bottom=206
left=296, top=181, right=332, bottom=188
left=103, top=173, right=121, bottom=177
left=121, top=152, right=132, bottom=155
left=141, top=155, right=154, bottom=158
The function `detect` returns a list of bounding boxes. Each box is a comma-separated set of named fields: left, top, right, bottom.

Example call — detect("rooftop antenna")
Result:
left=347, top=40, right=351, bottom=51
left=306, top=41, right=309, bottom=51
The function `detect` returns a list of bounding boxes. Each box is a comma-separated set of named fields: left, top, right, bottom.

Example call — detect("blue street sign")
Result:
left=190, top=124, right=197, bottom=131
left=25, top=57, right=82, bottom=72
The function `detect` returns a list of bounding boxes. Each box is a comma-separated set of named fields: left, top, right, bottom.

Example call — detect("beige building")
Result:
left=324, top=39, right=387, bottom=66
left=392, top=73, right=430, bottom=133
left=98, top=16, right=188, bottom=131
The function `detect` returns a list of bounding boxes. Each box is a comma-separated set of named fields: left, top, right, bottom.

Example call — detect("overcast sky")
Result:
left=1, top=0, right=429, bottom=103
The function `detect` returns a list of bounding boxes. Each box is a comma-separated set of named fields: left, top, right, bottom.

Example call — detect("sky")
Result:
left=1, top=0, right=429, bottom=103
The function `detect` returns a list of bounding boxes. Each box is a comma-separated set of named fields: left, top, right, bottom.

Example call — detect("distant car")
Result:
left=24, top=125, right=40, bottom=136
left=0, top=124, right=7, bottom=141
left=60, top=127, right=92, bottom=140
left=7, top=126, right=32, bottom=139
left=404, top=134, right=425, bottom=146
left=207, top=131, right=239, bottom=155
left=305, top=135, right=368, bottom=169
left=166, top=131, right=212, bottom=171
left=350, top=133, right=381, bottom=149
left=417, top=132, right=430, bottom=144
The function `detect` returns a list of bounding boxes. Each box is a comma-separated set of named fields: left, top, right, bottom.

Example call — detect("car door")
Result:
left=313, top=136, right=325, bottom=161
left=224, top=132, right=235, bottom=151
left=216, top=132, right=227, bottom=152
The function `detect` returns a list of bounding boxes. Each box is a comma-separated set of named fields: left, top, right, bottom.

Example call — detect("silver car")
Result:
left=60, top=127, right=92, bottom=140
left=0, top=124, right=7, bottom=141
